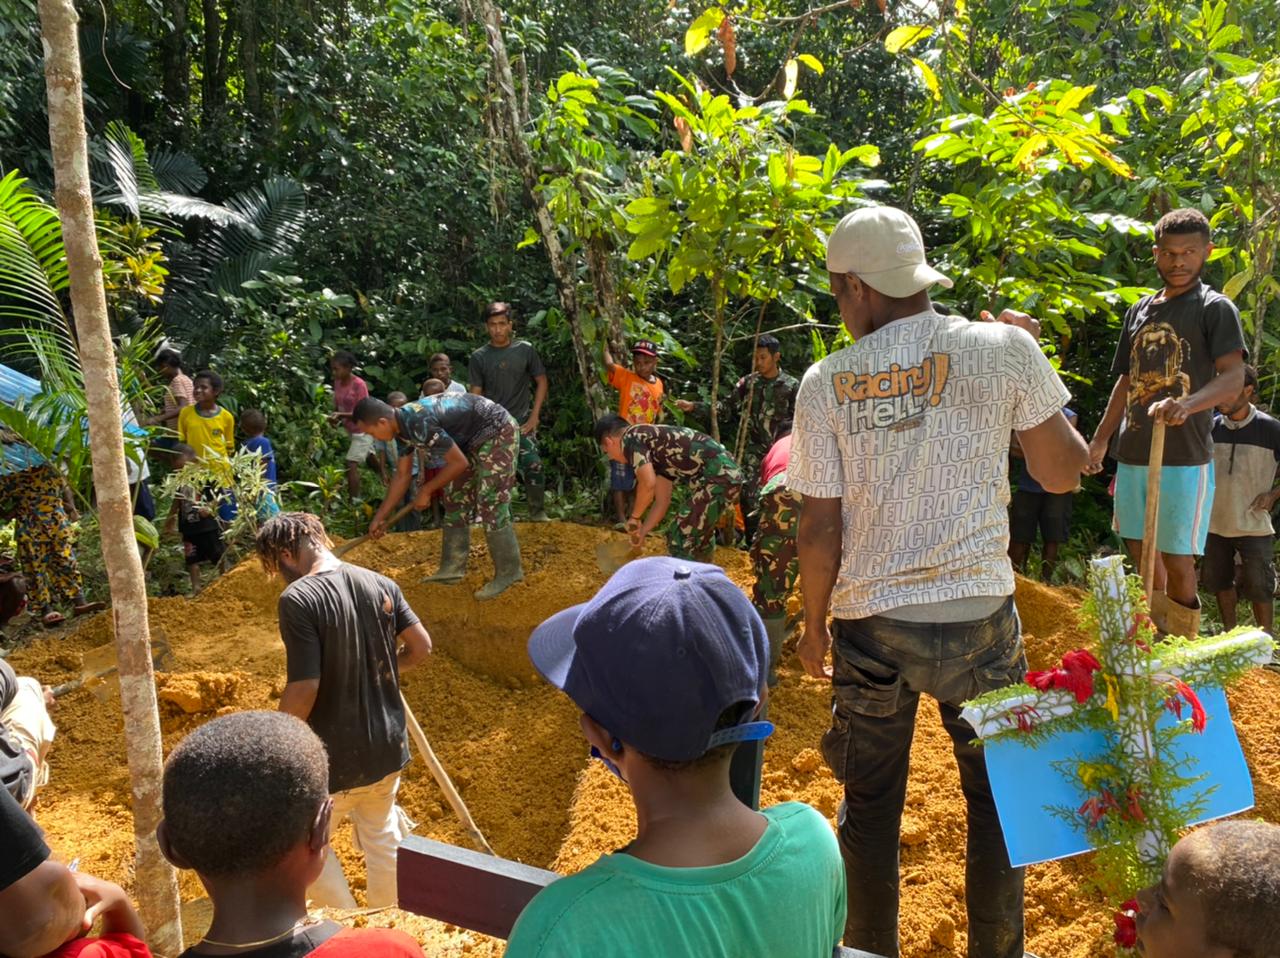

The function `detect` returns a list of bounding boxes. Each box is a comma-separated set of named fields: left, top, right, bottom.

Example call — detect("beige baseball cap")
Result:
left=826, top=206, right=953, bottom=298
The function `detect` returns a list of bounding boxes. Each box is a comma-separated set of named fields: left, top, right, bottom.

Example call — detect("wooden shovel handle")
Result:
left=332, top=504, right=417, bottom=558
left=1141, top=420, right=1167, bottom=597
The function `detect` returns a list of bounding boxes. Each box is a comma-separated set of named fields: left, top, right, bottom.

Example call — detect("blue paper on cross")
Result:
left=961, top=556, right=1273, bottom=869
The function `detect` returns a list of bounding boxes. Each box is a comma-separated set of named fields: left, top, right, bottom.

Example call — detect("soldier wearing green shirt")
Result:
left=469, top=301, right=550, bottom=521
left=595, top=417, right=743, bottom=562
left=675, top=334, right=798, bottom=538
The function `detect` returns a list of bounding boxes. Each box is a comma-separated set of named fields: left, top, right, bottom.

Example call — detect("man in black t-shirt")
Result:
left=1088, top=208, right=1246, bottom=638
left=469, top=301, right=551, bottom=521
left=255, top=512, right=433, bottom=910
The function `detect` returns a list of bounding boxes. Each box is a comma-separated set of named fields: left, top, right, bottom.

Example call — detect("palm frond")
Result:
left=0, top=170, right=68, bottom=328
left=149, top=147, right=208, bottom=195
left=100, top=119, right=158, bottom=221
left=209, top=175, right=306, bottom=262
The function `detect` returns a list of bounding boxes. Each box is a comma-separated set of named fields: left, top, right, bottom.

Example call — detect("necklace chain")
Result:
left=199, top=919, right=311, bottom=950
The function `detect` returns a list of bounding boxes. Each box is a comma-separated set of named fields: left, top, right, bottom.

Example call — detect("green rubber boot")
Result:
left=474, top=525, right=525, bottom=600
left=526, top=478, right=550, bottom=522
left=762, top=614, right=788, bottom=687
left=421, top=525, right=470, bottom=584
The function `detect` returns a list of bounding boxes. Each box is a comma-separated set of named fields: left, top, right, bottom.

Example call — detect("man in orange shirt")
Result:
left=603, top=339, right=664, bottom=527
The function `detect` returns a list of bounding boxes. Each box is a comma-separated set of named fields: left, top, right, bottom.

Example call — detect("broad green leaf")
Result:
left=767, top=152, right=787, bottom=189
left=796, top=53, right=825, bottom=75
left=516, top=226, right=539, bottom=250
left=1212, top=52, right=1258, bottom=75
left=1223, top=268, right=1253, bottom=300
left=1056, top=84, right=1096, bottom=116
left=684, top=7, right=725, bottom=56
left=782, top=58, right=799, bottom=99
left=912, top=58, right=941, bottom=100
left=1208, top=23, right=1243, bottom=51
left=885, top=24, right=933, bottom=54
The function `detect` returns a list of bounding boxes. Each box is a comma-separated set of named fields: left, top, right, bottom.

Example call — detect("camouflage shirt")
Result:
left=394, top=393, right=513, bottom=460
left=731, top=370, right=800, bottom=462
left=622, top=424, right=743, bottom=484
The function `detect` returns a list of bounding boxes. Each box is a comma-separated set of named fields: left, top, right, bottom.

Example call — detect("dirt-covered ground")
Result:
left=10, top=521, right=1280, bottom=956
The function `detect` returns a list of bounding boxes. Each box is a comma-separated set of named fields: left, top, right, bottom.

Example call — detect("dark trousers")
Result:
left=823, top=599, right=1026, bottom=958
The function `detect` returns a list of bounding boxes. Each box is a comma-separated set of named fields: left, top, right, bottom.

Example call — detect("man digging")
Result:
left=358, top=390, right=525, bottom=600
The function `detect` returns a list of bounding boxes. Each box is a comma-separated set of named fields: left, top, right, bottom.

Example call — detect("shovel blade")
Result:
left=595, top=538, right=639, bottom=575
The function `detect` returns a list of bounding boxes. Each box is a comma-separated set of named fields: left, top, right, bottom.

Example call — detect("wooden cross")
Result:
left=961, top=554, right=1272, bottom=870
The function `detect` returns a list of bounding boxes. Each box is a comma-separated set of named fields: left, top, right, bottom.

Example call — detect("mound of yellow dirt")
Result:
left=10, top=522, right=1280, bottom=958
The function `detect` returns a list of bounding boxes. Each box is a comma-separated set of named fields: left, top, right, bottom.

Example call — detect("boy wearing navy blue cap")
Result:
left=508, top=556, right=846, bottom=957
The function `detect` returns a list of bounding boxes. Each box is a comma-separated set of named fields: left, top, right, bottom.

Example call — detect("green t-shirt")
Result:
left=504, top=802, right=845, bottom=958
left=469, top=340, right=546, bottom=424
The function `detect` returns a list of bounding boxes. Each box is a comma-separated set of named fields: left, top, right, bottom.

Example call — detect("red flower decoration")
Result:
left=1175, top=681, right=1207, bottom=732
left=1126, top=612, right=1154, bottom=651
left=1011, top=704, right=1040, bottom=733
left=1025, top=649, right=1102, bottom=703
left=1078, top=788, right=1119, bottom=827
left=1125, top=786, right=1145, bottom=823
left=1114, top=899, right=1139, bottom=948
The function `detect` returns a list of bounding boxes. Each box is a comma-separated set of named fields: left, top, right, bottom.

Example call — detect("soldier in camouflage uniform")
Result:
left=595, top=416, right=743, bottom=563
left=750, top=427, right=798, bottom=685
left=356, top=390, right=524, bottom=600
left=675, top=334, right=799, bottom=540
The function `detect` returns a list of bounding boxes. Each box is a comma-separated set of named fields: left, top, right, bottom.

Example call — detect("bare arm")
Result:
left=1086, top=374, right=1129, bottom=474
left=76, top=872, right=146, bottom=939
left=370, top=456, right=415, bottom=536
left=469, top=384, right=483, bottom=395
left=279, top=678, right=320, bottom=720
left=397, top=621, right=433, bottom=672
left=1149, top=351, right=1245, bottom=425
left=1018, top=411, right=1090, bottom=493
left=0, top=860, right=84, bottom=958
left=602, top=341, right=617, bottom=374
left=524, top=375, right=549, bottom=434
left=797, top=495, right=841, bottom=678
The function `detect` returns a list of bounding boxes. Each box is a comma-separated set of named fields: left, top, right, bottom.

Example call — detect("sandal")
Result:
left=41, top=611, right=66, bottom=628
left=72, top=601, right=105, bottom=617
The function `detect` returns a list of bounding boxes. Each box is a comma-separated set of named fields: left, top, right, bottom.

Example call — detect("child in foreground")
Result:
left=1134, top=819, right=1280, bottom=958
left=601, top=338, right=664, bottom=528
left=159, top=710, right=424, bottom=957
left=508, top=556, right=846, bottom=957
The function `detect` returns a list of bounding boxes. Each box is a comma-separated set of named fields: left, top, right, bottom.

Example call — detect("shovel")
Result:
left=333, top=504, right=417, bottom=558
left=595, top=537, right=640, bottom=575
left=52, top=631, right=174, bottom=698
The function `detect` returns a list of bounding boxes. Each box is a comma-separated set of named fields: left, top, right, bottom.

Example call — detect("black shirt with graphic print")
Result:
left=1111, top=282, right=1245, bottom=466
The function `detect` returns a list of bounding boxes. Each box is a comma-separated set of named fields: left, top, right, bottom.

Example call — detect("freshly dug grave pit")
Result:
left=10, top=523, right=1280, bottom=957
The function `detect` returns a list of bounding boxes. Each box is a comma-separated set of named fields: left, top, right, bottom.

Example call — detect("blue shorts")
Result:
left=609, top=460, right=636, bottom=492
left=1113, top=462, right=1213, bottom=556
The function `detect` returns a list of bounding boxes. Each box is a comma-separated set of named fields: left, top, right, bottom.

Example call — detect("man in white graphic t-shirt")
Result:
left=789, top=206, right=1088, bottom=958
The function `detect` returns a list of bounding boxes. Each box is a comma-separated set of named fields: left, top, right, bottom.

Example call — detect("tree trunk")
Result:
left=708, top=277, right=724, bottom=442
left=241, top=0, right=260, bottom=115
left=159, top=0, right=189, bottom=133
left=586, top=233, right=626, bottom=362
left=471, top=0, right=608, bottom=417
left=37, top=2, right=184, bottom=953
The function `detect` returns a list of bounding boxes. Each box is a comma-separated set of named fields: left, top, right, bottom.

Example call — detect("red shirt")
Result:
left=46, top=933, right=152, bottom=958
left=333, top=375, right=370, bottom=434
left=760, top=434, right=791, bottom=485
left=310, top=929, right=424, bottom=956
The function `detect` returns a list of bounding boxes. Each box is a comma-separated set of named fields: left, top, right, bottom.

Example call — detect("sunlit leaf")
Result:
left=796, top=53, right=824, bottom=75
left=783, top=58, right=799, bottom=99
left=885, top=24, right=933, bottom=54
left=911, top=58, right=940, bottom=100
left=684, top=7, right=725, bottom=56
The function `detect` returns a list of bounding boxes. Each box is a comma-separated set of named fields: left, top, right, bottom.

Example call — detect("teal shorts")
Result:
left=1113, top=462, right=1214, bottom=556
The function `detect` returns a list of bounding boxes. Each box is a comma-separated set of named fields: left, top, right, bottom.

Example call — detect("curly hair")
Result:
left=162, top=711, right=329, bottom=877
left=1179, top=820, right=1280, bottom=956
left=1154, top=208, right=1211, bottom=242
left=255, top=512, right=332, bottom=575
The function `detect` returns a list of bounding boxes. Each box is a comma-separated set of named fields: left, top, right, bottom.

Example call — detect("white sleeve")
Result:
left=1008, top=329, right=1071, bottom=432
left=786, top=363, right=845, bottom=498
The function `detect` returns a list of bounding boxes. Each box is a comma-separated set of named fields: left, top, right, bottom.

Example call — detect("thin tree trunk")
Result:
left=241, top=0, right=260, bottom=115
left=471, top=0, right=608, bottom=417
left=159, top=0, right=189, bottom=133
left=37, top=1, right=183, bottom=953
left=586, top=233, right=625, bottom=359
left=709, top=277, right=724, bottom=442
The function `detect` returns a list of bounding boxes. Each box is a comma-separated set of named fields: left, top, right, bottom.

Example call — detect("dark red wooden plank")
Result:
left=396, top=834, right=557, bottom=939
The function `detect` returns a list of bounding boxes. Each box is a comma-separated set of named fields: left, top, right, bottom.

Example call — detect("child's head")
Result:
left=387, top=391, right=408, bottom=409
left=330, top=350, right=357, bottom=380
left=159, top=711, right=331, bottom=894
left=630, top=340, right=659, bottom=380
left=429, top=352, right=453, bottom=384
left=420, top=378, right=445, bottom=398
left=241, top=408, right=267, bottom=437
left=528, top=557, right=771, bottom=787
left=156, top=348, right=183, bottom=379
left=1136, top=820, right=1280, bottom=958
left=172, top=442, right=197, bottom=466
left=192, top=370, right=223, bottom=405
left=351, top=396, right=398, bottom=442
